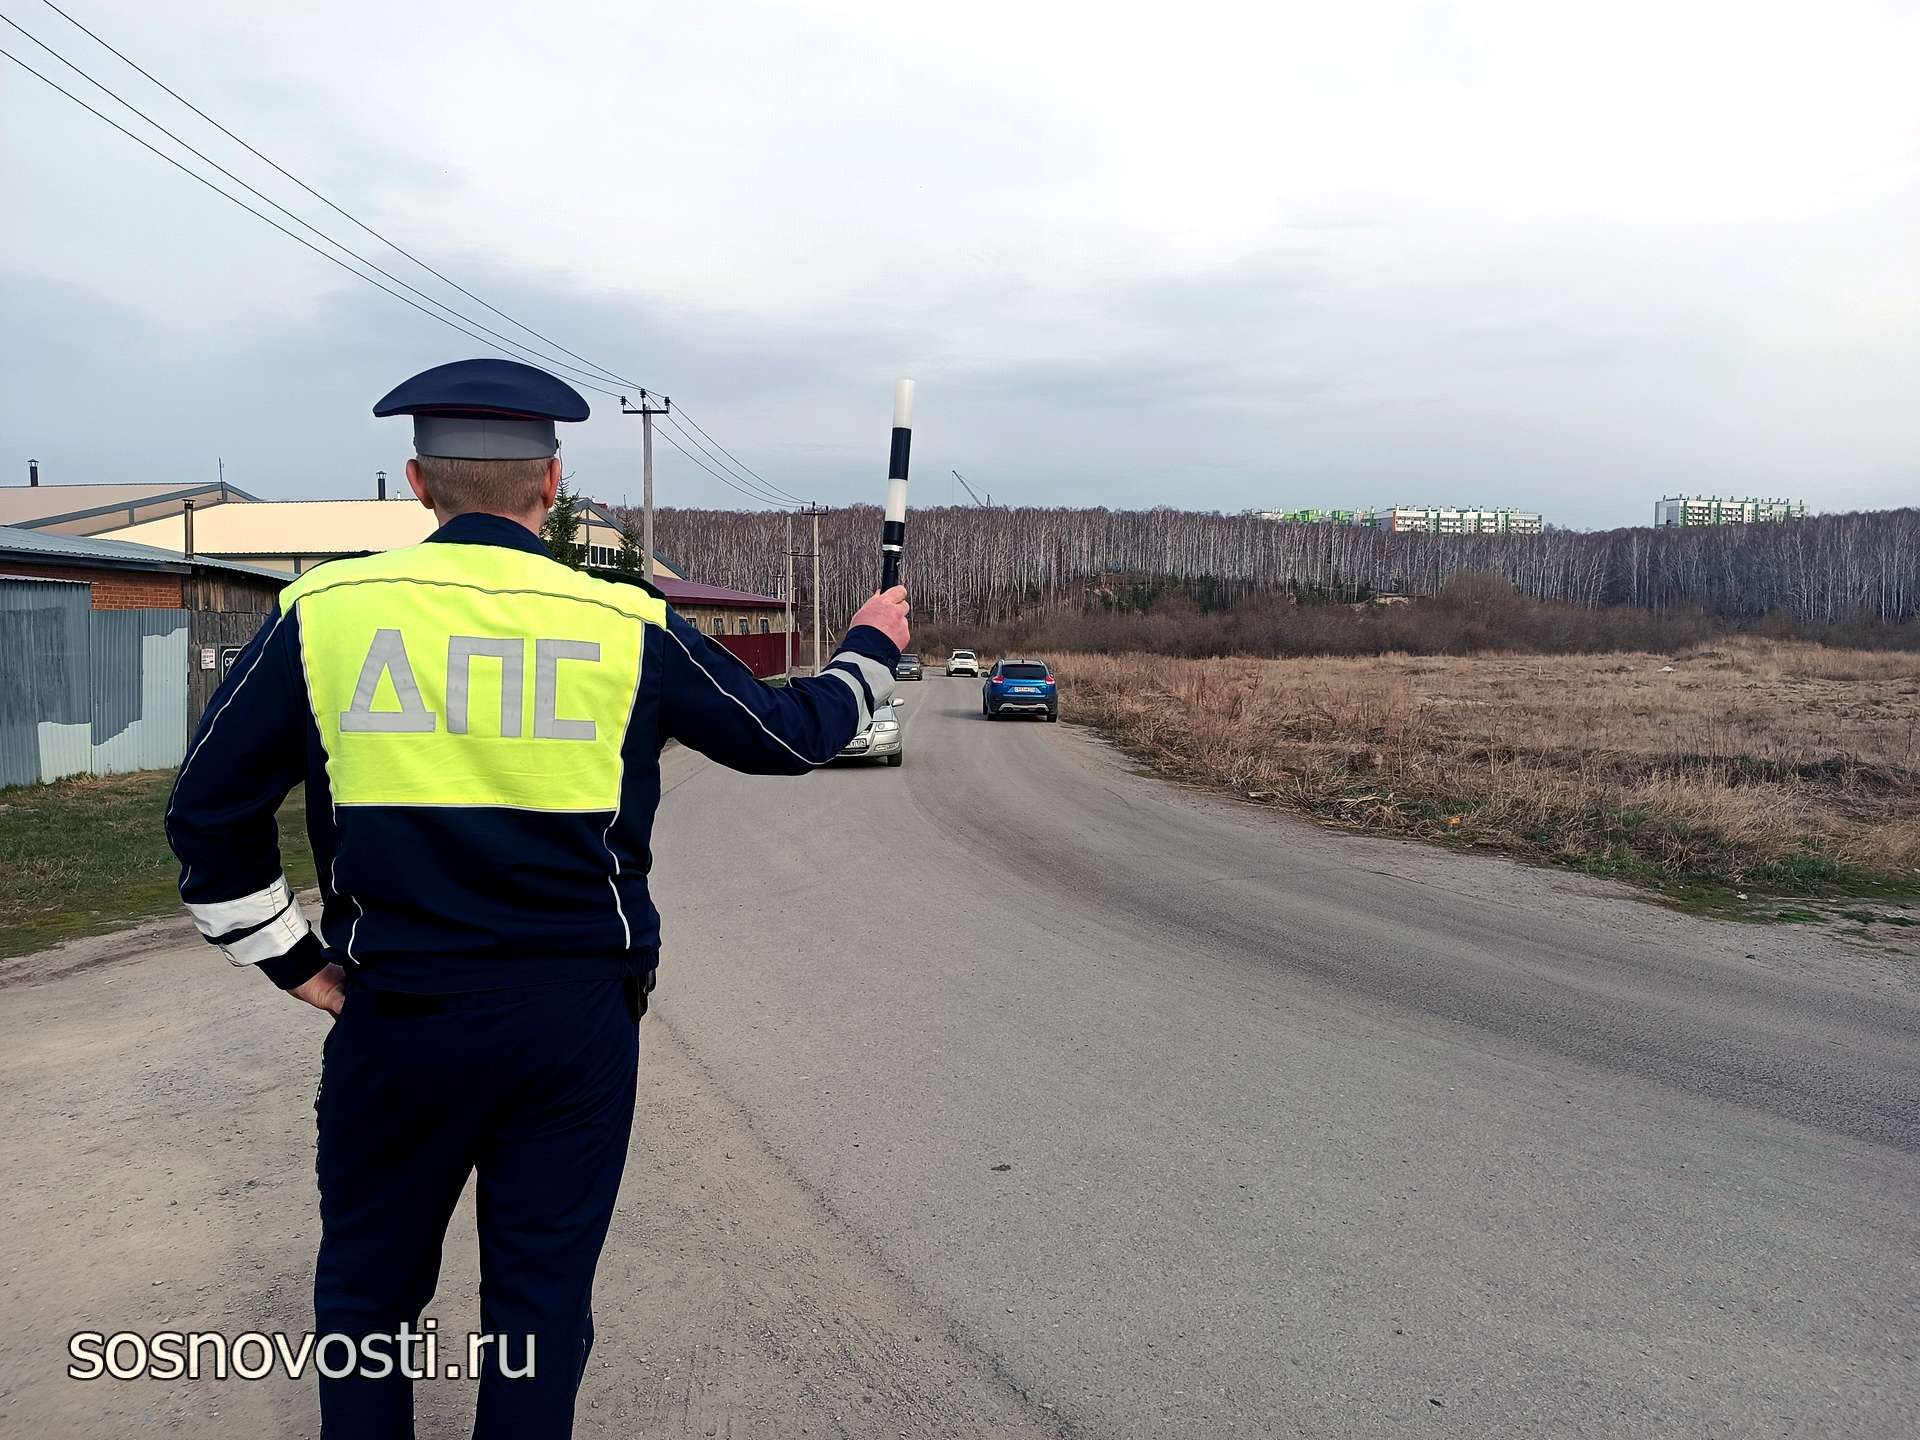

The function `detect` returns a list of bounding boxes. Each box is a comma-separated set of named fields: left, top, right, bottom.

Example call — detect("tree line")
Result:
left=638, top=504, right=1920, bottom=630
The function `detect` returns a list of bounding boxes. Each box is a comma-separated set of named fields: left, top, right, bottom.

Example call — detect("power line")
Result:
left=651, top=425, right=792, bottom=510
left=0, top=13, right=648, bottom=400
left=35, top=0, right=646, bottom=396
left=657, top=413, right=800, bottom=506
left=0, top=43, right=626, bottom=400
left=670, top=407, right=800, bottom=503
left=35, top=0, right=804, bottom=504
left=667, top=417, right=802, bottom=504
left=661, top=415, right=795, bottom=503
left=9, top=12, right=803, bottom=509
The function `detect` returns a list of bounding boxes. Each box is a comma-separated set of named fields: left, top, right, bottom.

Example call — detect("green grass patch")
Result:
left=0, top=771, right=316, bottom=959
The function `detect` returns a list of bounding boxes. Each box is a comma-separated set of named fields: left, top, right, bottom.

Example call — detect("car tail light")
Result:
left=1044, top=675, right=1054, bottom=684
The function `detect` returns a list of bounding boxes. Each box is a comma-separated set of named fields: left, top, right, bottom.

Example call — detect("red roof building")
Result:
left=623, top=573, right=792, bottom=679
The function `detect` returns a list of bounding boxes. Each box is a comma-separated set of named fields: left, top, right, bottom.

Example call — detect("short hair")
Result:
left=415, top=454, right=551, bottom=515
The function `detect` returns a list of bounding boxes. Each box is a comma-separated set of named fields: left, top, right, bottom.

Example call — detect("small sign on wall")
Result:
left=200, top=647, right=217, bottom=670
left=220, top=646, right=244, bottom=677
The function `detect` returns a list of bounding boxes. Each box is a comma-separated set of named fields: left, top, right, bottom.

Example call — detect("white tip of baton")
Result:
left=892, top=378, right=915, bottom=429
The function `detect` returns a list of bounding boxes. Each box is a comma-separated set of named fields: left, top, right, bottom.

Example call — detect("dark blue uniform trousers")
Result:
left=314, top=976, right=639, bottom=1439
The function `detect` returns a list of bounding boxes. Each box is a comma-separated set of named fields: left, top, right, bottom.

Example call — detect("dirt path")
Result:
left=0, top=916, right=1060, bottom=1438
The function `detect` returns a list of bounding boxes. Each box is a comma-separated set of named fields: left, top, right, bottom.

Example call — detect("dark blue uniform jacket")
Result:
left=165, top=513, right=900, bottom=993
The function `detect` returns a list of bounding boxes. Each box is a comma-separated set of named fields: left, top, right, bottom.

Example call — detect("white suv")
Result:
left=946, top=649, right=979, bottom=677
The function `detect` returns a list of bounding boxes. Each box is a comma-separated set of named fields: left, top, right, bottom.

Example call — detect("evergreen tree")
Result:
left=615, top=511, right=643, bottom=574
left=541, top=483, right=585, bottom=569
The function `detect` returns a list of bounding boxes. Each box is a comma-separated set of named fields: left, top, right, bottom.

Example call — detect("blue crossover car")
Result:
left=983, top=659, right=1057, bottom=721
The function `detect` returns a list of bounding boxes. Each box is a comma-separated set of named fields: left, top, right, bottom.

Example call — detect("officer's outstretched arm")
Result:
left=164, top=604, right=327, bottom=990
left=657, top=607, right=901, bottom=775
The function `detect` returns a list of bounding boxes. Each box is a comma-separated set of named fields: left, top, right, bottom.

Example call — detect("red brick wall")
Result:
left=16, top=565, right=184, bottom=610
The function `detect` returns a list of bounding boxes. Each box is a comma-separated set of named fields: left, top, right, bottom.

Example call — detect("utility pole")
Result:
left=620, top=391, right=670, bottom=583
left=784, top=512, right=795, bottom=678
left=800, top=502, right=830, bottom=673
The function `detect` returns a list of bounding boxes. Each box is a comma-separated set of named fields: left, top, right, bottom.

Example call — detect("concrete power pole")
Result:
left=784, top=511, right=795, bottom=679
left=800, top=502, right=830, bottom=674
left=642, top=410, right=654, bottom=583
left=621, top=391, right=671, bottom=583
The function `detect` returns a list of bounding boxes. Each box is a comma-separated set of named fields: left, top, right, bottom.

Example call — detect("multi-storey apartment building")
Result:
left=1653, top=496, right=1806, bottom=527
left=1373, top=507, right=1543, bottom=535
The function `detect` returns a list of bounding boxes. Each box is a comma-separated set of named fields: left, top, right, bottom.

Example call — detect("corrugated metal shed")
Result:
left=0, top=575, right=190, bottom=787
left=0, top=577, right=92, bottom=787
left=88, top=608, right=189, bottom=775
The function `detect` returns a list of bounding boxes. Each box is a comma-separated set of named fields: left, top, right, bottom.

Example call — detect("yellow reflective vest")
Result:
left=167, top=513, right=899, bottom=992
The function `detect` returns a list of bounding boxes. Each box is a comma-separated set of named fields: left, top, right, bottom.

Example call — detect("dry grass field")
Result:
left=1057, top=639, right=1920, bottom=900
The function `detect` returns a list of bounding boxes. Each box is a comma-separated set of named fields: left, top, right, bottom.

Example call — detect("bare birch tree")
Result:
left=640, top=505, right=1920, bottom=632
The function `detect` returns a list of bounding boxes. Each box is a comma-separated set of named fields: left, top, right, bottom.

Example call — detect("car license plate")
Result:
left=1013, top=686, right=1039, bottom=694
left=844, top=737, right=869, bottom=751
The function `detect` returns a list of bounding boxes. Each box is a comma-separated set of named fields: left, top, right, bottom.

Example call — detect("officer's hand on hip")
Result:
left=291, top=963, right=348, bottom=1018
left=852, top=586, right=911, bottom=649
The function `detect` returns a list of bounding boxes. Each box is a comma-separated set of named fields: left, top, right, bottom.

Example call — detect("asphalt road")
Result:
left=647, top=669, right=1920, bottom=1439
left=4, top=670, right=1916, bottom=1438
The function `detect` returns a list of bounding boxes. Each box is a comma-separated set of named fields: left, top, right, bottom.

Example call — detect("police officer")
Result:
left=164, top=358, right=909, bottom=1438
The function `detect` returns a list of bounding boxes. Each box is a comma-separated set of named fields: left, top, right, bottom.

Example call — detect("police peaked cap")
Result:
left=374, top=358, right=590, bottom=460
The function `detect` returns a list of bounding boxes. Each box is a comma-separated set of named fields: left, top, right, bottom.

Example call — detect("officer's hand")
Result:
left=290, top=962, right=348, bottom=1018
left=850, top=586, right=910, bottom=649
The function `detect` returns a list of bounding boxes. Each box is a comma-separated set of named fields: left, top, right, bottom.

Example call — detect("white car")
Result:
left=838, top=700, right=905, bottom=767
left=946, top=648, right=980, bottom=678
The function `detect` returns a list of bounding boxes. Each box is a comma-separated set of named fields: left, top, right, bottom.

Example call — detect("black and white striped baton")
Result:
left=880, top=379, right=914, bottom=590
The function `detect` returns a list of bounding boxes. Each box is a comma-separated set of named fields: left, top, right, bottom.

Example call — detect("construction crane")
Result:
left=952, top=469, right=992, bottom=508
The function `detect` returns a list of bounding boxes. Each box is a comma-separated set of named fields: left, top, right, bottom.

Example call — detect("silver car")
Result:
left=838, top=699, right=905, bottom=767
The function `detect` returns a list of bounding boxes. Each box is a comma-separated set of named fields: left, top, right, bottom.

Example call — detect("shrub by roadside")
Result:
left=921, top=571, right=1920, bottom=664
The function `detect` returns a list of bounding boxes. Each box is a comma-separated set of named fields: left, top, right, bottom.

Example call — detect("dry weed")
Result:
left=1057, top=641, right=1920, bottom=894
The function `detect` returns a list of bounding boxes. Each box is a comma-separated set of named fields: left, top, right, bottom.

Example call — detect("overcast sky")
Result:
left=3, top=0, right=1915, bottom=529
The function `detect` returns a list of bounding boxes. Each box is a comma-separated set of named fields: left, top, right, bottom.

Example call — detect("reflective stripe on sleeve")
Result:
left=663, top=624, right=833, bottom=768
left=219, top=900, right=314, bottom=968
left=820, top=666, right=871, bottom=726
left=186, top=876, right=294, bottom=940
left=829, top=651, right=895, bottom=711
